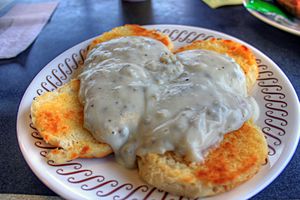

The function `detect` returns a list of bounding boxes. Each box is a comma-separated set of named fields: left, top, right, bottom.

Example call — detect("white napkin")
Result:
left=0, top=2, right=58, bottom=59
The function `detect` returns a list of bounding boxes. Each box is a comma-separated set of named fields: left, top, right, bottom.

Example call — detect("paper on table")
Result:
left=0, top=2, right=58, bottom=59
left=202, top=0, right=243, bottom=8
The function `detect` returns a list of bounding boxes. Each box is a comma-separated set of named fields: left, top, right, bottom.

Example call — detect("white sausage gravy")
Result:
left=79, top=36, right=256, bottom=168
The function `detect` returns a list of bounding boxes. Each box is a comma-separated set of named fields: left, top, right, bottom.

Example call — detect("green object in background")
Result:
left=245, top=0, right=289, bottom=19
left=203, top=0, right=243, bottom=8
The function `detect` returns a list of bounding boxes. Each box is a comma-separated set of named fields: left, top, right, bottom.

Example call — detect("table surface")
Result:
left=0, top=0, right=299, bottom=199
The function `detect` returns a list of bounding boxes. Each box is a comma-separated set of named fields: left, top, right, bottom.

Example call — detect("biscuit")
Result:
left=137, top=39, right=267, bottom=198
left=138, top=121, right=268, bottom=198
left=31, top=79, right=113, bottom=163
left=174, top=39, right=258, bottom=92
left=87, top=24, right=173, bottom=54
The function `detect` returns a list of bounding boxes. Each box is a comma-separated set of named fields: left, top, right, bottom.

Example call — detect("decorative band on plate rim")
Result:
left=28, top=28, right=288, bottom=199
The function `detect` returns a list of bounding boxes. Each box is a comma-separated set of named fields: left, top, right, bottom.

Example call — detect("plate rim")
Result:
left=16, top=24, right=300, bottom=200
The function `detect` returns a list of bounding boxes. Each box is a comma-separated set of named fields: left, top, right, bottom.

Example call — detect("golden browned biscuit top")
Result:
left=31, top=79, right=112, bottom=163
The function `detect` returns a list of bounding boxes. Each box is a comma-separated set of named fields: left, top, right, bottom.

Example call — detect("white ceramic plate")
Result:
left=243, top=0, right=300, bottom=36
left=17, top=24, right=300, bottom=200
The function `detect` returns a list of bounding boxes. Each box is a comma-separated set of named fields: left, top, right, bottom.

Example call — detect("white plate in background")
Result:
left=243, top=0, right=300, bottom=36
